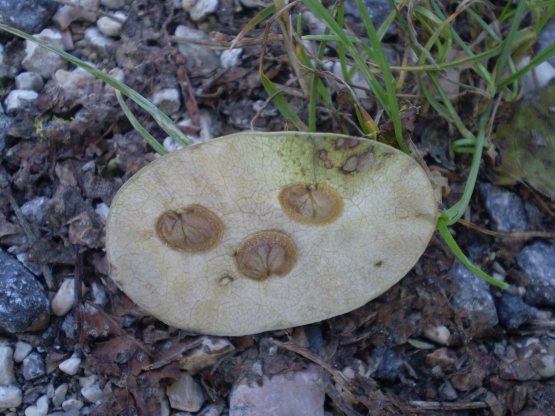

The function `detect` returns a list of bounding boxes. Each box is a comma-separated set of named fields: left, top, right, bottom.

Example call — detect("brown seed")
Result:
left=235, top=230, right=297, bottom=281
left=278, top=183, right=343, bottom=225
left=155, top=204, right=223, bottom=252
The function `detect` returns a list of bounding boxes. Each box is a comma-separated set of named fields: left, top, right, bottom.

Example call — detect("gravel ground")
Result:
left=0, top=1, right=554, bottom=415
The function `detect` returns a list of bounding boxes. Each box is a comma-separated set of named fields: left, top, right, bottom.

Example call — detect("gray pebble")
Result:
left=370, top=347, right=402, bottom=381
left=80, top=382, right=106, bottom=403
left=22, top=352, right=45, bottom=381
left=450, top=262, right=499, bottom=337
left=166, top=373, right=204, bottom=412
left=24, top=394, right=48, bottom=416
left=0, top=44, right=8, bottom=79
left=439, top=381, right=458, bottom=401
left=52, top=383, right=68, bottom=407
left=0, top=385, right=22, bottom=410
left=84, top=27, right=113, bottom=50
left=91, top=281, right=108, bottom=306
left=0, top=344, right=16, bottom=384
left=220, top=48, right=242, bottom=69
left=518, top=241, right=555, bottom=306
left=183, top=0, right=218, bottom=21
left=151, top=88, right=181, bottom=115
left=61, top=313, right=76, bottom=340
left=21, top=196, right=49, bottom=224
left=229, top=365, right=324, bottom=416
left=62, top=398, right=84, bottom=411
left=4, top=90, right=39, bottom=114
left=52, top=0, right=98, bottom=30
left=479, top=182, right=528, bottom=232
left=175, top=25, right=220, bottom=73
left=0, top=250, right=50, bottom=334
left=22, top=28, right=67, bottom=79
left=15, top=72, right=44, bottom=91
left=0, top=113, right=14, bottom=152
left=97, top=12, right=126, bottom=37
left=0, top=0, right=58, bottom=33
left=13, top=341, right=32, bottom=362
left=496, top=293, right=540, bottom=330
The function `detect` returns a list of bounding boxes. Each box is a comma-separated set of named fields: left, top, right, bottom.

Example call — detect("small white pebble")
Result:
left=183, top=0, right=218, bottom=21
left=97, top=12, right=126, bottom=37
left=22, top=29, right=66, bottom=78
left=423, top=325, right=451, bottom=345
left=91, top=282, right=108, bottom=306
left=163, top=137, right=184, bottom=152
left=52, top=383, right=68, bottom=407
left=13, top=342, right=33, bottom=363
left=58, top=356, right=81, bottom=376
left=84, top=27, right=113, bottom=49
left=51, top=278, right=75, bottom=317
left=24, top=394, right=48, bottom=416
left=539, top=355, right=555, bottom=378
left=152, top=88, right=181, bottom=115
left=108, top=67, right=125, bottom=83
left=15, top=72, right=44, bottom=91
left=4, top=90, right=38, bottom=114
left=62, top=398, right=84, bottom=411
left=0, top=385, right=22, bottom=409
left=81, top=383, right=106, bottom=403
left=21, top=196, right=49, bottom=224
left=0, top=345, right=15, bottom=384
left=94, top=202, right=110, bottom=222
left=166, top=373, right=204, bottom=412
left=79, top=374, right=97, bottom=388
left=220, top=48, right=242, bottom=69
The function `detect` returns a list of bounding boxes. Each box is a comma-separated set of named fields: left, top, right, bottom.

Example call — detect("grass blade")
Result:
left=115, top=91, right=168, bottom=155
left=260, top=73, right=307, bottom=131
left=0, top=22, right=192, bottom=147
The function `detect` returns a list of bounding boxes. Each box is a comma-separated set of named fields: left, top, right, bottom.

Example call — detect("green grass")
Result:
left=1, top=0, right=554, bottom=289
left=251, top=0, right=555, bottom=289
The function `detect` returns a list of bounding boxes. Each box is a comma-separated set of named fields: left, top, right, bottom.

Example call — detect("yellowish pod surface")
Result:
left=106, top=132, right=438, bottom=336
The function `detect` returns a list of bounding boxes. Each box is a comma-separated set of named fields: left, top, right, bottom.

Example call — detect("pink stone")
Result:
left=229, top=365, right=324, bottom=416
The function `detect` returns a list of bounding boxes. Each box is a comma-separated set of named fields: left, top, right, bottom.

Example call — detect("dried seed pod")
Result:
left=106, top=132, right=438, bottom=336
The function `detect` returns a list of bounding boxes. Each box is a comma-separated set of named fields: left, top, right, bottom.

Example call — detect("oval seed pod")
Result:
left=106, top=132, right=438, bottom=336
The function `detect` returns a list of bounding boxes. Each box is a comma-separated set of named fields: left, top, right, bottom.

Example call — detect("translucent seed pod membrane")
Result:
left=106, top=132, right=438, bottom=336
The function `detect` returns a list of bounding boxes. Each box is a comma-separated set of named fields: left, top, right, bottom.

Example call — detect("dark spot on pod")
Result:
left=317, top=149, right=333, bottom=169
left=335, top=137, right=361, bottom=150
left=235, top=230, right=297, bottom=281
left=156, top=204, right=224, bottom=252
left=341, top=151, right=375, bottom=173
left=279, top=183, right=343, bottom=225
left=374, top=260, right=384, bottom=268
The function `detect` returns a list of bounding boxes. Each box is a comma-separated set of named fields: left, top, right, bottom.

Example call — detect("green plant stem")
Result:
left=116, top=91, right=168, bottom=155
left=441, top=106, right=491, bottom=226
left=437, top=220, right=509, bottom=289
